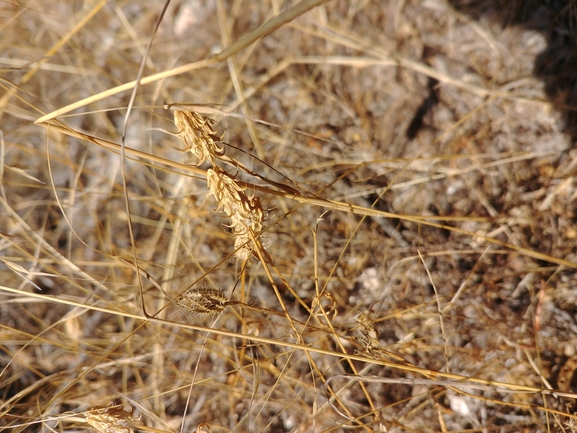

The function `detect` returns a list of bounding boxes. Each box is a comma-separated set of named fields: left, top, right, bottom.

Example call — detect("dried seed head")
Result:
left=207, top=166, right=264, bottom=260
left=233, top=235, right=253, bottom=261
left=355, top=313, right=380, bottom=351
left=176, top=287, right=230, bottom=316
left=86, top=406, right=135, bottom=433
left=354, top=313, right=411, bottom=364
left=173, top=110, right=224, bottom=165
left=207, top=166, right=246, bottom=217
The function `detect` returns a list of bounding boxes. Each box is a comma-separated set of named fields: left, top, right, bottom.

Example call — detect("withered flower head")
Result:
left=207, top=166, right=264, bottom=260
left=173, top=110, right=224, bottom=165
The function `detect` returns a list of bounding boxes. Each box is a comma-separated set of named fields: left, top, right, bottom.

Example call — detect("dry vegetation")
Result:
left=2, top=0, right=577, bottom=432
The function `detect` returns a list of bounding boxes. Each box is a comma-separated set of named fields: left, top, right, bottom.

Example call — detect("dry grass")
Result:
left=2, top=0, right=577, bottom=432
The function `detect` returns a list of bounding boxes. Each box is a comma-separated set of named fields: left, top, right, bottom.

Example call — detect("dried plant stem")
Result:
left=325, top=375, right=577, bottom=422
left=34, top=0, right=330, bottom=125
left=0, top=0, right=108, bottom=124
left=174, top=287, right=337, bottom=334
left=176, top=287, right=284, bottom=318
left=5, top=284, right=577, bottom=402
left=26, top=121, right=577, bottom=268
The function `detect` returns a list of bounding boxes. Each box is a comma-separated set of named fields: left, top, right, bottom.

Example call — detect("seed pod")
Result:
left=176, top=287, right=230, bottom=316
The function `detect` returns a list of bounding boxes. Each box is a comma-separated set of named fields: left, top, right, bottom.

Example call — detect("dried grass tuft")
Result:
left=4, top=0, right=577, bottom=432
